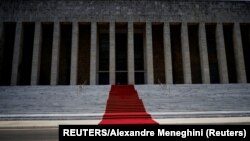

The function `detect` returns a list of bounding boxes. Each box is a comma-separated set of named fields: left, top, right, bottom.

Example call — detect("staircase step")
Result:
left=99, top=85, right=158, bottom=125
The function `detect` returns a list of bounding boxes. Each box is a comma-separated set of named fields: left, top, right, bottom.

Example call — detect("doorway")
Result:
left=115, top=33, right=128, bottom=84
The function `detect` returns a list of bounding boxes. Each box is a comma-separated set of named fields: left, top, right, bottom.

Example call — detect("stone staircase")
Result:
left=99, top=85, right=158, bottom=124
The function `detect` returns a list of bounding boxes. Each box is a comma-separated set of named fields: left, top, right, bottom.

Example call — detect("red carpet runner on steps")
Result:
left=99, top=85, right=158, bottom=125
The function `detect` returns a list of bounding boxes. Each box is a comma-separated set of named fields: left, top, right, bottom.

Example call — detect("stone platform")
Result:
left=0, top=84, right=250, bottom=120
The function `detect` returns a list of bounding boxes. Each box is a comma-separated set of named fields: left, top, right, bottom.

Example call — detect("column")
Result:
left=11, top=22, right=22, bottom=85
left=50, top=22, right=60, bottom=85
left=70, top=21, right=79, bottom=85
left=181, top=22, right=192, bottom=84
left=145, top=22, right=154, bottom=84
left=90, top=22, right=97, bottom=85
left=216, top=23, right=228, bottom=83
left=199, top=23, right=210, bottom=84
left=128, top=22, right=135, bottom=84
left=233, top=23, right=247, bottom=83
left=109, top=22, right=115, bottom=84
left=163, top=22, right=173, bottom=84
left=31, top=22, right=41, bottom=85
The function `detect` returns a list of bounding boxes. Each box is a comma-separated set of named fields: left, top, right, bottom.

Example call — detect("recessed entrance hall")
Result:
left=115, top=23, right=128, bottom=84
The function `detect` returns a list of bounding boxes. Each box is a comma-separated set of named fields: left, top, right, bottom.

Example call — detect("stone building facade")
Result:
left=0, top=0, right=250, bottom=85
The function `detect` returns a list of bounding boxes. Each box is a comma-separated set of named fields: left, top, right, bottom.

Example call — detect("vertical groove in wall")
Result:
left=240, top=24, right=250, bottom=83
left=58, top=23, right=72, bottom=85
left=18, top=22, right=35, bottom=85
left=170, top=24, right=184, bottom=84
left=134, top=24, right=145, bottom=84
left=39, top=23, right=53, bottom=85
left=0, top=22, right=16, bottom=85
left=77, top=23, right=91, bottom=85
left=206, top=24, right=220, bottom=84
left=223, top=24, right=237, bottom=83
left=152, top=24, right=165, bottom=84
left=115, top=23, right=128, bottom=84
left=188, top=24, right=202, bottom=84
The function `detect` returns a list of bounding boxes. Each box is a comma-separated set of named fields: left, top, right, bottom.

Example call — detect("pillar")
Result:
left=233, top=22, right=247, bottom=83
left=11, top=22, right=22, bottom=85
left=128, top=22, right=135, bottom=84
left=70, top=21, right=79, bottom=85
left=181, top=22, right=192, bottom=84
left=90, top=22, right=97, bottom=85
left=50, top=22, right=60, bottom=85
left=145, top=22, right=154, bottom=84
left=216, top=23, right=229, bottom=83
left=31, top=22, right=41, bottom=85
left=163, top=22, right=173, bottom=84
left=109, top=22, right=115, bottom=84
left=199, top=23, right=210, bottom=84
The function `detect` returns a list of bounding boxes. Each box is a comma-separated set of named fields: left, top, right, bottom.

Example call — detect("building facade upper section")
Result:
left=1, top=0, right=250, bottom=22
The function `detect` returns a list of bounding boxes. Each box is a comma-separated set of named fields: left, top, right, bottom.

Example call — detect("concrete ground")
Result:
left=0, top=84, right=250, bottom=126
left=0, top=117, right=249, bottom=141
left=0, top=117, right=250, bottom=128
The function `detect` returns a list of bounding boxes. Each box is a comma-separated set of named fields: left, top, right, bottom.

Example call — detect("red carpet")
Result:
left=99, top=85, right=158, bottom=125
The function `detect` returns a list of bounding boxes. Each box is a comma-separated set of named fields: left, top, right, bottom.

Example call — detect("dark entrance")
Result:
left=97, top=23, right=110, bottom=85
left=115, top=33, right=128, bottom=84
left=134, top=33, right=145, bottom=84
left=98, top=33, right=109, bottom=85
